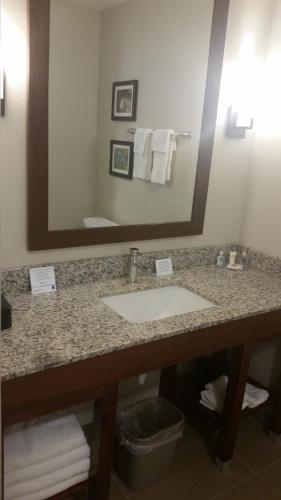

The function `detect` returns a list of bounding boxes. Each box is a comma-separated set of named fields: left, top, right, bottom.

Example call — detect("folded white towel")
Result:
left=4, top=414, right=87, bottom=474
left=5, top=444, right=90, bottom=488
left=245, top=382, right=269, bottom=408
left=200, top=389, right=248, bottom=414
left=201, top=375, right=269, bottom=414
left=151, top=130, right=177, bottom=185
left=5, top=457, right=90, bottom=500
left=10, top=471, right=89, bottom=500
left=205, top=375, right=228, bottom=394
left=133, top=128, right=153, bottom=180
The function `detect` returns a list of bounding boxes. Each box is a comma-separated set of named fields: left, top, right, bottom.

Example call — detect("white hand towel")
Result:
left=134, top=128, right=151, bottom=155
left=151, top=129, right=177, bottom=185
left=5, top=457, right=90, bottom=500
left=152, top=129, right=174, bottom=153
left=9, top=472, right=89, bottom=500
left=5, top=444, right=90, bottom=487
left=133, top=128, right=153, bottom=180
left=4, top=414, right=87, bottom=473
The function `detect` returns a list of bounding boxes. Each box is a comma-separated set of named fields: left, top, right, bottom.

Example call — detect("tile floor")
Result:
left=107, top=416, right=281, bottom=500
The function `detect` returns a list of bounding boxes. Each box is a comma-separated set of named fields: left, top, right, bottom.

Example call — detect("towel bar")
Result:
left=127, top=128, right=192, bottom=138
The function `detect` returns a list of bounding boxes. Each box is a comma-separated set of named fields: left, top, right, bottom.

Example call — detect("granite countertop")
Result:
left=2, top=266, right=281, bottom=381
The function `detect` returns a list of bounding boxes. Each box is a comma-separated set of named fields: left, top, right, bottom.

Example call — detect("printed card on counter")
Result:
left=29, top=266, right=57, bottom=295
left=155, top=258, right=173, bottom=277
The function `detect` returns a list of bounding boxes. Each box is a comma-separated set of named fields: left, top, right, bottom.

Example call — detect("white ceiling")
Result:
left=66, top=0, right=128, bottom=12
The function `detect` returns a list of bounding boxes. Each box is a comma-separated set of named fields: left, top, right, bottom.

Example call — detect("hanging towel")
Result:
left=7, top=472, right=89, bottom=500
left=151, top=129, right=177, bottom=184
left=5, top=458, right=90, bottom=500
left=4, top=414, right=88, bottom=474
left=133, top=128, right=153, bottom=180
left=5, top=444, right=90, bottom=488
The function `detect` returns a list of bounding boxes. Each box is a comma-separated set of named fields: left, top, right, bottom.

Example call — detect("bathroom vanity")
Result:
left=2, top=260, right=281, bottom=499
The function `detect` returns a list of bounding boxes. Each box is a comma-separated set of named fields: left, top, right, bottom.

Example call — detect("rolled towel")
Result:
left=4, top=414, right=88, bottom=474
left=9, top=471, right=89, bottom=500
left=5, top=457, right=90, bottom=500
left=5, top=444, right=90, bottom=487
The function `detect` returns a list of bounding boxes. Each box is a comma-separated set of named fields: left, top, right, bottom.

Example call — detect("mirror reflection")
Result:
left=48, top=0, right=214, bottom=230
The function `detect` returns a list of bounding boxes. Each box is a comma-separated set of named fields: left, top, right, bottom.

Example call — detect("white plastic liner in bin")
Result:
left=116, top=398, right=184, bottom=455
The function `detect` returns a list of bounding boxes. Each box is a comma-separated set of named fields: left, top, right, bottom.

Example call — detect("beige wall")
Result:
left=241, top=0, right=281, bottom=389
left=241, top=0, right=281, bottom=258
left=48, top=0, right=100, bottom=230
left=95, top=0, right=213, bottom=225
left=0, top=0, right=263, bottom=268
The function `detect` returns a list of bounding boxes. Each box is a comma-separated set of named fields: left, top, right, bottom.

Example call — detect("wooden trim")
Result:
left=27, top=0, right=230, bottom=250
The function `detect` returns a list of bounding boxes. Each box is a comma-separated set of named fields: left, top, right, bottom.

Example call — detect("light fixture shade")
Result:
left=226, top=106, right=254, bottom=138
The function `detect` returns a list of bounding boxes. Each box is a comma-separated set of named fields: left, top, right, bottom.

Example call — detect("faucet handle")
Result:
left=130, top=247, right=139, bottom=255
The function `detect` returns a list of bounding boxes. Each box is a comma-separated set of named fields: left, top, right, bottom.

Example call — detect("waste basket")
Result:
left=115, top=397, right=184, bottom=490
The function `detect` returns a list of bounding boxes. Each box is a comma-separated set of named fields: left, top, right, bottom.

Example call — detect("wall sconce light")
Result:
left=226, top=106, right=254, bottom=139
left=1, top=70, right=5, bottom=117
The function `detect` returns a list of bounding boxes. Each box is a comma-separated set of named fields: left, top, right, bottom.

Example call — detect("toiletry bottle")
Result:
left=216, top=250, right=225, bottom=268
left=240, top=251, right=249, bottom=270
left=229, top=250, right=237, bottom=266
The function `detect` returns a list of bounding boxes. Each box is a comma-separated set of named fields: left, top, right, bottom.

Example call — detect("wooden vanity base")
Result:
left=2, top=308, right=281, bottom=499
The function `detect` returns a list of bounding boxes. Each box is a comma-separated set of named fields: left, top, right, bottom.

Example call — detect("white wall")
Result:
left=0, top=0, right=275, bottom=269
left=241, top=0, right=281, bottom=257
left=241, top=0, right=281, bottom=389
left=48, top=0, right=100, bottom=230
left=95, top=0, right=213, bottom=225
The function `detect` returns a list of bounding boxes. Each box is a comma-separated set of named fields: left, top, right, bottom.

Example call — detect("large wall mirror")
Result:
left=28, top=0, right=229, bottom=250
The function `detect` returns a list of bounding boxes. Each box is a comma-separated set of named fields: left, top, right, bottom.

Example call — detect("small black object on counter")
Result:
left=1, top=294, right=12, bottom=330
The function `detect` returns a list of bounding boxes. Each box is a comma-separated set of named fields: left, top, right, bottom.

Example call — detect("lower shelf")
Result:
left=198, top=376, right=273, bottom=421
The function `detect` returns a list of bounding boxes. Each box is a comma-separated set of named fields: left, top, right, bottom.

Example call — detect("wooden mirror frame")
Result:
left=28, top=0, right=229, bottom=250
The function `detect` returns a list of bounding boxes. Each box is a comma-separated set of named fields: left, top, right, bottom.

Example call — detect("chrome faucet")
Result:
left=128, top=247, right=139, bottom=287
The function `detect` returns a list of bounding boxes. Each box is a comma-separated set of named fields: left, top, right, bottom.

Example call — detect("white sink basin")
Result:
left=101, top=286, right=214, bottom=324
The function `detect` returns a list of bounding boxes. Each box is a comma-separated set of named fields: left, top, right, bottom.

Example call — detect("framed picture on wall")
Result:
left=109, top=140, right=134, bottom=179
left=111, top=80, right=138, bottom=121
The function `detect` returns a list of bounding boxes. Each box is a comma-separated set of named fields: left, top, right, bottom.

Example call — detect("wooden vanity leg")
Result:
left=215, top=343, right=252, bottom=471
left=91, top=384, right=118, bottom=500
left=269, top=375, right=281, bottom=443
left=159, top=365, right=178, bottom=402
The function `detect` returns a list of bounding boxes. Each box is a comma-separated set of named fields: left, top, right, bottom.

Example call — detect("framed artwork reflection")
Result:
left=109, top=140, right=134, bottom=179
left=111, top=80, right=138, bottom=121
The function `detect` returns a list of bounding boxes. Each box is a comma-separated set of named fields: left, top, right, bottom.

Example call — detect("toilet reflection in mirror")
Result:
left=48, top=0, right=214, bottom=230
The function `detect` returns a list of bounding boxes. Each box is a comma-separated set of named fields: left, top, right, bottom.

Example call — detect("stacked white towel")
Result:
left=133, top=128, right=153, bottom=180
left=4, top=414, right=90, bottom=500
left=200, top=375, right=269, bottom=414
left=151, top=129, right=177, bottom=184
